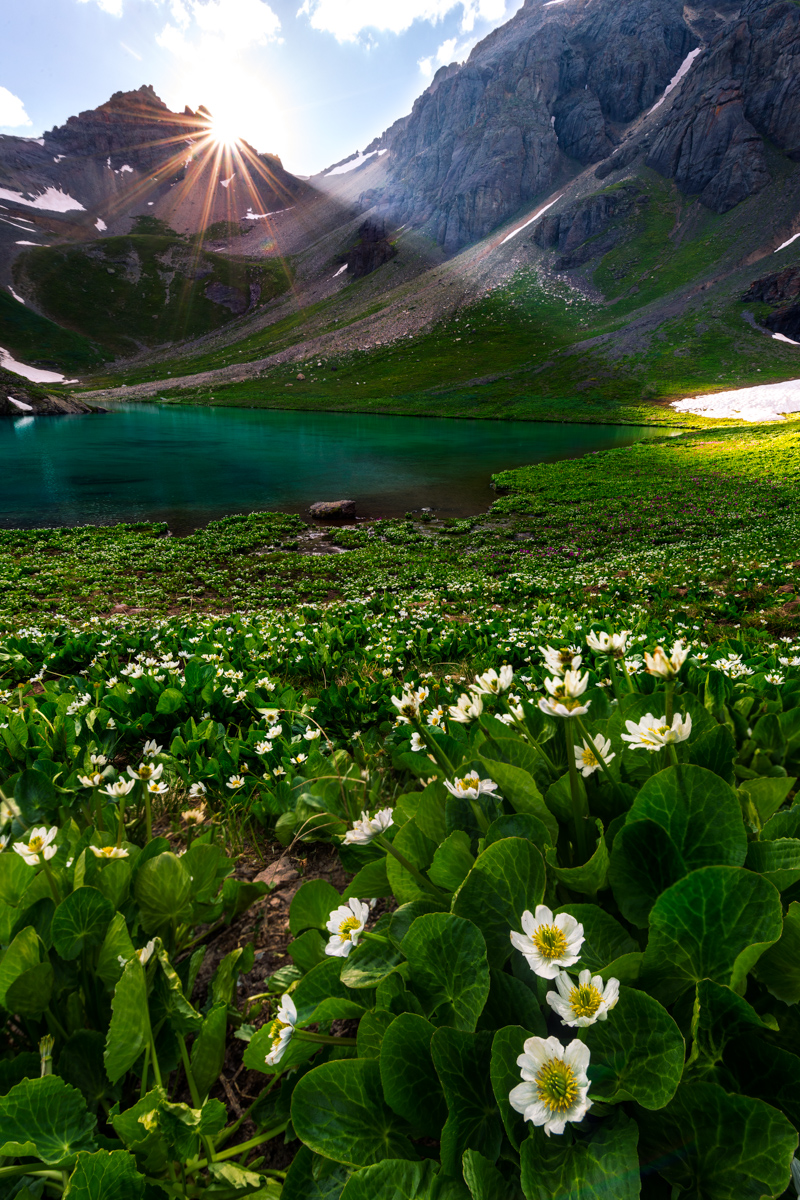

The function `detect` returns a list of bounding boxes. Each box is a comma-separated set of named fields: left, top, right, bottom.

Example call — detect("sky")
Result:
left=0, top=0, right=524, bottom=175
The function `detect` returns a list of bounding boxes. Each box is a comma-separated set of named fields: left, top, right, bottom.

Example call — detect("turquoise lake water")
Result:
left=0, top=403, right=664, bottom=533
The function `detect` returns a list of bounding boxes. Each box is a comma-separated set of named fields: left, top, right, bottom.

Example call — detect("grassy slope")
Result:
left=0, top=289, right=104, bottom=373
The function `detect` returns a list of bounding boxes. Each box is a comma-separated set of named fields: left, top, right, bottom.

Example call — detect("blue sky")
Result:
left=0, top=0, right=524, bottom=175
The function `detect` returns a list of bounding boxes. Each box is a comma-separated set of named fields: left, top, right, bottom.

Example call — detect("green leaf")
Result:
left=687, top=724, right=736, bottom=784
left=746, top=838, right=800, bottom=889
left=155, top=687, right=185, bottom=715
left=291, top=1059, right=418, bottom=1166
left=637, top=1081, right=797, bottom=1199
left=462, top=1149, right=518, bottom=1200
left=110, top=1088, right=170, bottom=1175
left=290, top=928, right=328, bottom=974
left=357, top=1009, right=394, bottom=1059
left=584, top=986, right=684, bottom=1109
left=762, top=806, right=800, bottom=840
left=292, top=958, right=369, bottom=1023
left=6, top=959, right=53, bottom=1017
left=403, top=913, right=490, bottom=1031
left=0, top=852, right=35, bottom=905
left=343, top=858, right=392, bottom=901
left=340, top=936, right=403, bottom=990
left=478, top=969, right=546, bottom=1037
left=290, top=879, right=346, bottom=936
left=152, top=945, right=203, bottom=1036
left=340, top=1160, right=440, bottom=1200
left=723, top=1032, right=800, bottom=1133
left=222, top=877, right=269, bottom=921
left=478, top=748, right=558, bottom=842
left=414, top=781, right=449, bottom=846
left=388, top=900, right=447, bottom=948
left=190, top=1002, right=228, bottom=1100
left=15, top=768, right=60, bottom=823
left=555, top=906, right=638, bottom=973
left=490, top=1026, right=535, bottom=1153
left=753, top=899, right=800, bottom=1003
left=96, top=912, right=136, bottom=990
left=105, top=958, right=150, bottom=1084
left=134, top=852, right=192, bottom=935
left=484, top=813, right=552, bottom=852
left=281, top=1146, right=351, bottom=1200
left=51, top=887, right=115, bottom=961
left=379, top=1013, right=447, bottom=1137
left=452, top=838, right=545, bottom=968
left=545, top=820, right=609, bottom=897
left=0, top=1076, right=97, bottom=1166
left=607, top=820, right=685, bottom=928
left=58, top=1031, right=114, bottom=1113
left=0, top=1052, right=38, bottom=1096
left=386, top=819, right=438, bottom=905
left=0, top=926, right=49, bottom=1012
left=63, top=1150, right=145, bottom=1199
left=429, top=832, right=475, bottom=892
left=432, top=1028, right=502, bottom=1177
left=640, top=866, right=783, bottom=1004
left=211, top=945, right=255, bottom=1008
left=739, top=776, right=796, bottom=824
left=520, top=1111, right=640, bottom=1200
left=688, top=979, right=777, bottom=1071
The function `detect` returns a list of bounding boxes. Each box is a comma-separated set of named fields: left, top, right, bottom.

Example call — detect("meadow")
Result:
left=1, top=418, right=800, bottom=1198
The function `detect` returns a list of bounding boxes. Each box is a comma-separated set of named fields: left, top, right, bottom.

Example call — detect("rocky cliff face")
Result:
left=0, top=368, right=97, bottom=416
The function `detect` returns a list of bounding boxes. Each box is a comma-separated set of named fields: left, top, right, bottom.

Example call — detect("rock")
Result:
left=742, top=267, right=800, bottom=306
left=0, top=368, right=100, bottom=416
left=533, top=184, right=645, bottom=266
left=296, top=372, right=306, bottom=380
left=204, top=281, right=249, bottom=314
left=253, top=860, right=300, bottom=888
left=309, top=500, right=357, bottom=518
left=345, top=219, right=397, bottom=278
left=765, top=305, right=800, bottom=341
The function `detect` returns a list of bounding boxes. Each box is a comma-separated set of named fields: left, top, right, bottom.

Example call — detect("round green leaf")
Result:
left=0, top=1076, right=97, bottom=1166
left=134, top=852, right=192, bottom=934
left=380, top=1013, right=447, bottom=1136
left=555, top=905, right=638, bottom=973
left=51, top=887, right=115, bottom=961
left=431, top=1028, right=502, bottom=1178
left=753, top=899, right=800, bottom=1003
left=341, top=1159, right=440, bottom=1200
left=490, top=1025, right=538, bottom=1153
left=520, top=1111, right=640, bottom=1200
left=545, top=821, right=609, bottom=897
left=746, top=838, right=800, bottom=890
left=403, top=912, right=490, bottom=1030
left=289, top=879, right=343, bottom=936
left=608, top=819, right=685, bottom=927
left=291, top=1059, right=418, bottom=1166
left=628, top=764, right=746, bottom=867
left=452, top=838, right=545, bottom=968
left=584, top=986, right=684, bottom=1109
left=63, top=1149, right=145, bottom=1199
left=282, top=1146, right=351, bottom=1200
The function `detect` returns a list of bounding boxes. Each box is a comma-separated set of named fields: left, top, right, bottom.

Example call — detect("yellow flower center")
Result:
left=570, top=982, right=603, bottom=1018
left=98, top=847, right=115, bottom=857
left=338, top=915, right=362, bottom=941
left=536, top=1059, right=579, bottom=1113
left=580, top=748, right=598, bottom=768
left=138, top=766, right=153, bottom=779
left=28, top=837, right=44, bottom=853
left=269, top=1018, right=290, bottom=1047
left=532, top=924, right=568, bottom=959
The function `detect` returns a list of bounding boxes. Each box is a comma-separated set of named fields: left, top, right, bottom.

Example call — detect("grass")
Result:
left=0, top=288, right=104, bottom=373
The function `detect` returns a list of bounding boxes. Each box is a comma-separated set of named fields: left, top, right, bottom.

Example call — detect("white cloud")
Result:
left=419, top=33, right=469, bottom=76
left=298, top=0, right=512, bottom=43
left=158, top=0, right=280, bottom=54
left=77, top=0, right=125, bottom=17
left=0, top=86, right=32, bottom=128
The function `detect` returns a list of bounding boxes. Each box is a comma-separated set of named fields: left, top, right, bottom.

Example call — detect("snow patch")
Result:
left=120, top=164, right=133, bottom=173
left=220, top=173, right=235, bottom=189
left=0, top=185, right=85, bottom=212
left=53, top=155, right=65, bottom=163
left=324, top=149, right=386, bottom=177
left=95, top=217, right=107, bottom=232
left=775, top=231, right=800, bottom=254
left=15, top=240, right=42, bottom=246
left=244, top=206, right=293, bottom=220
left=0, top=346, right=73, bottom=384
left=649, top=47, right=703, bottom=114
left=774, top=332, right=800, bottom=346
left=500, top=195, right=562, bottom=244
left=672, top=378, right=800, bottom=422
left=332, top=264, right=348, bottom=278
left=8, top=396, right=33, bottom=411
left=7, top=286, right=25, bottom=305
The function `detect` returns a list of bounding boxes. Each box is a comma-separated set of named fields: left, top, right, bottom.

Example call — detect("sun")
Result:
left=207, top=111, right=242, bottom=149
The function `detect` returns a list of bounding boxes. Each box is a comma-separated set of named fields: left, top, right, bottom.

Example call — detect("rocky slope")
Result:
left=0, top=367, right=97, bottom=416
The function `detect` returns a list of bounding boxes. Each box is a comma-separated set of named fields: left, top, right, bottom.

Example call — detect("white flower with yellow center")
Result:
left=509, top=1036, right=592, bottom=1137
left=273, top=766, right=286, bottom=778
left=391, top=687, right=429, bottom=725
left=89, top=845, right=129, bottom=859
left=290, top=753, right=307, bottom=766
left=540, top=646, right=582, bottom=676
left=90, top=753, right=108, bottom=767
left=448, top=692, right=484, bottom=724
left=426, top=706, right=446, bottom=728
left=147, top=780, right=169, bottom=796
left=265, top=994, right=297, bottom=1066
left=470, top=666, right=514, bottom=696
left=538, top=670, right=591, bottom=719
left=304, top=728, right=321, bottom=741
left=644, top=640, right=689, bottom=679
left=325, top=898, right=370, bottom=957
left=621, top=712, right=692, bottom=752
left=189, top=782, right=207, bottom=798
left=343, top=808, right=393, bottom=845
left=443, top=771, right=499, bottom=801
left=127, top=761, right=163, bottom=783
left=103, top=779, right=137, bottom=799
left=14, top=826, right=58, bottom=865
left=0, top=797, right=21, bottom=827
left=410, top=731, right=425, bottom=752
left=255, top=741, right=273, bottom=755
left=574, top=734, right=615, bottom=777
left=586, top=630, right=630, bottom=659
left=78, top=772, right=104, bottom=788
left=510, top=906, right=584, bottom=979
left=546, top=970, right=620, bottom=1027
left=227, top=775, right=246, bottom=789
left=268, top=724, right=282, bottom=738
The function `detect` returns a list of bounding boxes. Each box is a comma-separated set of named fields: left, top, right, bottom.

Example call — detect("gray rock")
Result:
left=345, top=219, right=397, bottom=278
left=309, top=500, right=357, bottom=518
left=0, top=368, right=99, bottom=416
left=765, top=305, right=800, bottom=341
left=742, top=267, right=800, bottom=306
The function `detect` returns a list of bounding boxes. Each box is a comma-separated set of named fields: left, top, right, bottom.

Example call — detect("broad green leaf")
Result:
left=739, top=776, right=796, bottom=825
left=389, top=900, right=448, bottom=948
left=244, top=1023, right=319, bottom=1077
left=155, top=687, right=185, bottom=715
left=490, top=1026, right=538, bottom=1153
left=546, top=821, right=609, bottom=897
left=584, top=987, right=684, bottom=1109
left=0, top=1076, right=97, bottom=1166
left=340, top=935, right=403, bottom=990
left=343, top=857, right=392, bottom=901
left=452, top=838, right=545, bottom=967
left=58, top=1031, right=114, bottom=1113
left=637, top=1081, right=796, bottom=1199
left=183, top=841, right=226, bottom=903
left=91, top=858, right=130, bottom=910
left=51, top=887, right=114, bottom=960
left=626, top=765, right=746, bottom=867
left=687, top=724, right=736, bottom=784
left=340, top=1160, right=439, bottom=1200
left=15, top=768, right=60, bottom=823
left=104, top=958, right=150, bottom=1084
left=211, top=945, right=255, bottom=1008
left=753, top=900, right=800, bottom=1003
left=291, top=1059, right=418, bottom=1166
left=386, top=819, right=438, bottom=904
left=462, top=1149, right=518, bottom=1200
left=0, top=1052, right=38, bottom=1096
left=723, top=1032, right=800, bottom=1132
left=290, top=928, right=328, bottom=974
left=357, top=1009, right=394, bottom=1059
left=191, top=1002, right=228, bottom=1100
left=380, top=1013, right=447, bottom=1136
left=477, top=751, right=558, bottom=843
left=289, top=879, right=350, bottom=936
left=158, top=1095, right=226, bottom=1160
left=376, top=967, right=424, bottom=1019
left=431, top=1028, right=502, bottom=1177
left=403, top=913, right=490, bottom=1030
left=206, top=1162, right=271, bottom=1191
left=608, top=820, right=685, bottom=927
left=762, top=806, right=800, bottom=840
left=222, top=877, right=269, bottom=921
left=429, top=831, right=475, bottom=892
left=0, top=926, right=47, bottom=1011
left=63, top=1150, right=145, bottom=1199
left=7, top=960, right=54, bottom=1017
left=414, top=781, right=449, bottom=845
left=520, top=1112, right=640, bottom=1200
left=746, top=838, right=800, bottom=889
left=292, top=958, right=370, bottom=1023
left=640, top=866, right=783, bottom=1004
left=0, top=852, right=34, bottom=905
left=152, top=945, right=203, bottom=1035
left=688, top=979, right=777, bottom=1071
left=555, top=906, right=638, bottom=973
left=484, top=812, right=552, bottom=852
left=110, top=1088, right=170, bottom=1175
left=281, top=1146, right=351, bottom=1200
left=134, top=852, right=192, bottom=935
left=478, top=968, right=546, bottom=1036
left=96, top=912, right=136, bottom=989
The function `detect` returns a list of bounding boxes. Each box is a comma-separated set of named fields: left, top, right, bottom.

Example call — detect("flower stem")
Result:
left=575, top=718, right=626, bottom=806
left=178, top=1033, right=216, bottom=1164
left=143, top=783, right=153, bottom=843
left=296, top=1031, right=358, bottom=1045
left=189, top=1125, right=289, bottom=1170
left=376, top=834, right=446, bottom=899
left=42, top=859, right=60, bottom=905
left=664, top=681, right=674, bottom=727
left=566, top=721, right=590, bottom=863
left=414, top=720, right=455, bottom=774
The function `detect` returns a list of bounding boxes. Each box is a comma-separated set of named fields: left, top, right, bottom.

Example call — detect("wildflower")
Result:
left=268, top=724, right=282, bottom=738
left=574, top=734, right=615, bottom=777
left=471, top=666, right=514, bottom=696
left=546, top=970, right=620, bottom=1027
left=510, top=906, right=584, bottom=979
left=227, top=775, right=246, bottom=789
left=621, top=712, right=692, bottom=752
left=273, top=766, right=286, bottom=778
left=540, top=645, right=582, bottom=676
left=119, top=939, right=157, bottom=969
left=644, top=641, right=690, bottom=679
left=127, top=761, right=163, bottom=783
left=426, top=706, right=446, bottom=727
left=103, top=779, right=137, bottom=799
left=325, top=898, right=370, bottom=957
left=391, top=687, right=429, bottom=724
left=290, top=753, right=307, bottom=766
left=444, top=771, right=499, bottom=800
left=255, top=741, right=273, bottom=754
left=90, top=753, right=108, bottom=767
left=765, top=673, right=785, bottom=686
left=586, top=630, right=630, bottom=658
left=0, top=797, right=21, bottom=826
left=261, top=709, right=280, bottom=723
left=448, top=692, right=484, bottom=723
left=78, top=772, right=104, bottom=788
left=410, top=732, right=426, bottom=753
left=14, top=826, right=58, bottom=865
left=343, top=808, right=393, bottom=845
left=265, top=994, right=297, bottom=1066
left=189, top=782, right=207, bottom=798
left=89, top=845, right=129, bottom=859
left=147, top=780, right=169, bottom=797
left=182, top=807, right=207, bottom=826
left=509, top=1036, right=592, bottom=1137
left=304, top=728, right=321, bottom=741
left=538, top=670, right=591, bottom=719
